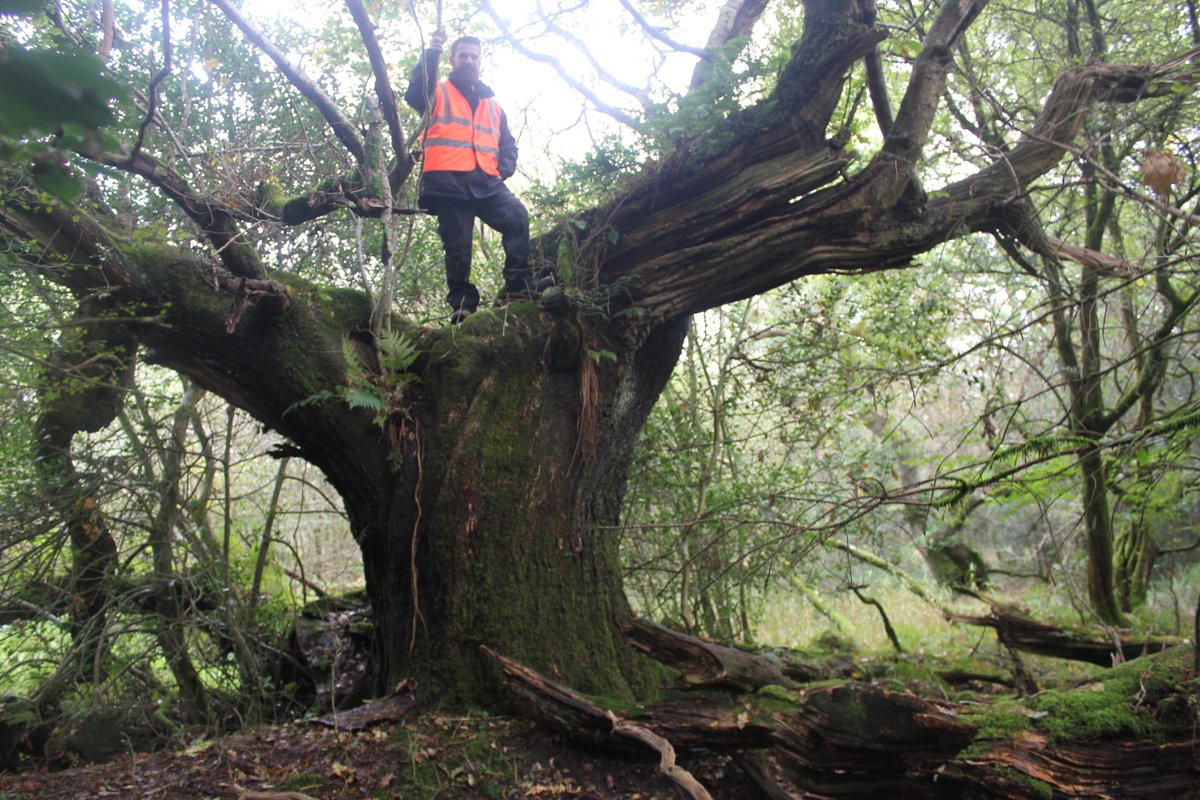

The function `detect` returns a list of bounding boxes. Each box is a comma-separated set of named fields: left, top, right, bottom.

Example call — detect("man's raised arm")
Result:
left=404, top=30, right=445, bottom=113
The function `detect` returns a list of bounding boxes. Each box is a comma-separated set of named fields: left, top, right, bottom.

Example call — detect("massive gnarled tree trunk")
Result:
left=3, top=0, right=1196, bottom=701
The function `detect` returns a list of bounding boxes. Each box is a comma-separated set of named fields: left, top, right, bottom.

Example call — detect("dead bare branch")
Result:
left=532, top=6, right=649, bottom=102
left=617, top=0, right=709, bottom=59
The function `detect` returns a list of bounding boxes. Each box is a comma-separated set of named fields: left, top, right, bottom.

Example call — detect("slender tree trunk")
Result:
left=1115, top=520, right=1158, bottom=612
left=33, top=301, right=136, bottom=693
left=1079, top=448, right=1124, bottom=624
left=149, top=381, right=211, bottom=725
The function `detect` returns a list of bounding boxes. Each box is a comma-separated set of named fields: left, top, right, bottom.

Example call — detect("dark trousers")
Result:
left=429, top=187, right=531, bottom=313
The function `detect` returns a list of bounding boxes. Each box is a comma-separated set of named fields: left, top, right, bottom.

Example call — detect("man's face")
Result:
left=449, top=42, right=481, bottom=84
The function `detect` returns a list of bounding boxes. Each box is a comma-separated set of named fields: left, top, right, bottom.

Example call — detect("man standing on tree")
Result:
left=405, top=32, right=536, bottom=324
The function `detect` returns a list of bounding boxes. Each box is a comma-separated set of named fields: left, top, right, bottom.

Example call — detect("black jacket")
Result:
left=404, top=49, right=519, bottom=202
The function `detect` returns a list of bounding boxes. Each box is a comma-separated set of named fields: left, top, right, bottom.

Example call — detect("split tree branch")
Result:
left=690, top=0, right=769, bottom=89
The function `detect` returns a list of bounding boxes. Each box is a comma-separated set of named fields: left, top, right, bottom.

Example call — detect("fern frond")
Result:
left=343, top=387, right=386, bottom=413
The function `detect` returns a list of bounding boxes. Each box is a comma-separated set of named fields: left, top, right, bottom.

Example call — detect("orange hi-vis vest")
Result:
left=422, top=81, right=502, bottom=176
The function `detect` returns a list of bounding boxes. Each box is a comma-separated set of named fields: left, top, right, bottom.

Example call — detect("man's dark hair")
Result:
left=450, top=36, right=481, bottom=57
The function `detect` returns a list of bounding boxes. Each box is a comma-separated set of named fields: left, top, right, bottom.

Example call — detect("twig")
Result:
left=850, top=585, right=904, bottom=653
left=606, top=711, right=714, bottom=800
left=478, top=0, right=641, bottom=128
left=617, top=0, right=708, bottom=58
left=128, top=0, right=172, bottom=167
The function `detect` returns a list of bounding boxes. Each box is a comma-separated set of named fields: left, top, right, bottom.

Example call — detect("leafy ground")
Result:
left=0, top=708, right=763, bottom=799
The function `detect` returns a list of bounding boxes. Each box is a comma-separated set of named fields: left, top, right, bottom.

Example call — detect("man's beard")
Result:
left=451, top=65, right=479, bottom=84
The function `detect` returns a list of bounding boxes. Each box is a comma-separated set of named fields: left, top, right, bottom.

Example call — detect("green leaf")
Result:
left=0, top=48, right=123, bottom=138
left=30, top=156, right=80, bottom=201
left=343, top=387, right=385, bottom=413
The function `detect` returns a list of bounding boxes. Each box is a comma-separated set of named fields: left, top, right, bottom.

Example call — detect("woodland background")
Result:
left=0, top=0, right=1198, bottom=797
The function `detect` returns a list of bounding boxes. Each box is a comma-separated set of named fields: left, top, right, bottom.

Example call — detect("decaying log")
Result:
left=940, top=731, right=1200, bottom=799
left=482, top=646, right=726, bottom=798
left=624, top=617, right=799, bottom=689
left=488, top=629, right=1200, bottom=799
left=763, top=683, right=975, bottom=797
left=953, top=598, right=1181, bottom=666
left=483, top=644, right=772, bottom=749
left=484, top=642, right=976, bottom=796
left=624, top=616, right=863, bottom=686
left=314, top=679, right=415, bottom=730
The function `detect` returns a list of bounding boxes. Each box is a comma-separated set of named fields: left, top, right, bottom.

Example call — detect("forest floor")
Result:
left=0, top=707, right=764, bottom=800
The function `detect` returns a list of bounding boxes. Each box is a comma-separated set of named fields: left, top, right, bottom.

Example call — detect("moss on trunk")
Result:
left=347, top=307, right=687, bottom=704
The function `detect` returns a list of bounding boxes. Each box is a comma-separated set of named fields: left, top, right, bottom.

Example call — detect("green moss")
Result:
left=1026, top=647, right=1193, bottom=743
left=963, top=647, right=1195, bottom=748
left=961, top=698, right=1031, bottom=745
left=743, top=683, right=805, bottom=723
left=756, top=683, right=803, bottom=706
left=992, top=766, right=1053, bottom=799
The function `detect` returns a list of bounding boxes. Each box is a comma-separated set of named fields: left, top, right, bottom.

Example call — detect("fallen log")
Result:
left=485, top=631, right=1200, bottom=798
left=623, top=617, right=800, bottom=689
left=952, top=596, right=1182, bottom=667
left=940, top=731, right=1200, bottom=799
left=314, top=679, right=415, bottom=730
left=482, top=646, right=727, bottom=798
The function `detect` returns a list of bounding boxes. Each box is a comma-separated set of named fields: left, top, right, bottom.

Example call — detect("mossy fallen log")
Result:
left=952, top=598, right=1182, bottom=667
left=485, top=629, right=1200, bottom=798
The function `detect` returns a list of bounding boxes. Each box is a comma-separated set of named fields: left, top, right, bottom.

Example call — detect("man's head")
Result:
left=449, top=36, right=482, bottom=84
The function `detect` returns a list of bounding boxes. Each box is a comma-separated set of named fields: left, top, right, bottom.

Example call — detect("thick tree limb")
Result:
left=93, top=150, right=265, bottom=279
left=344, top=0, right=411, bottom=176
left=593, top=44, right=1200, bottom=331
left=857, top=0, right=985, bottom=208
left=863, top=43, right=894, bottom=136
